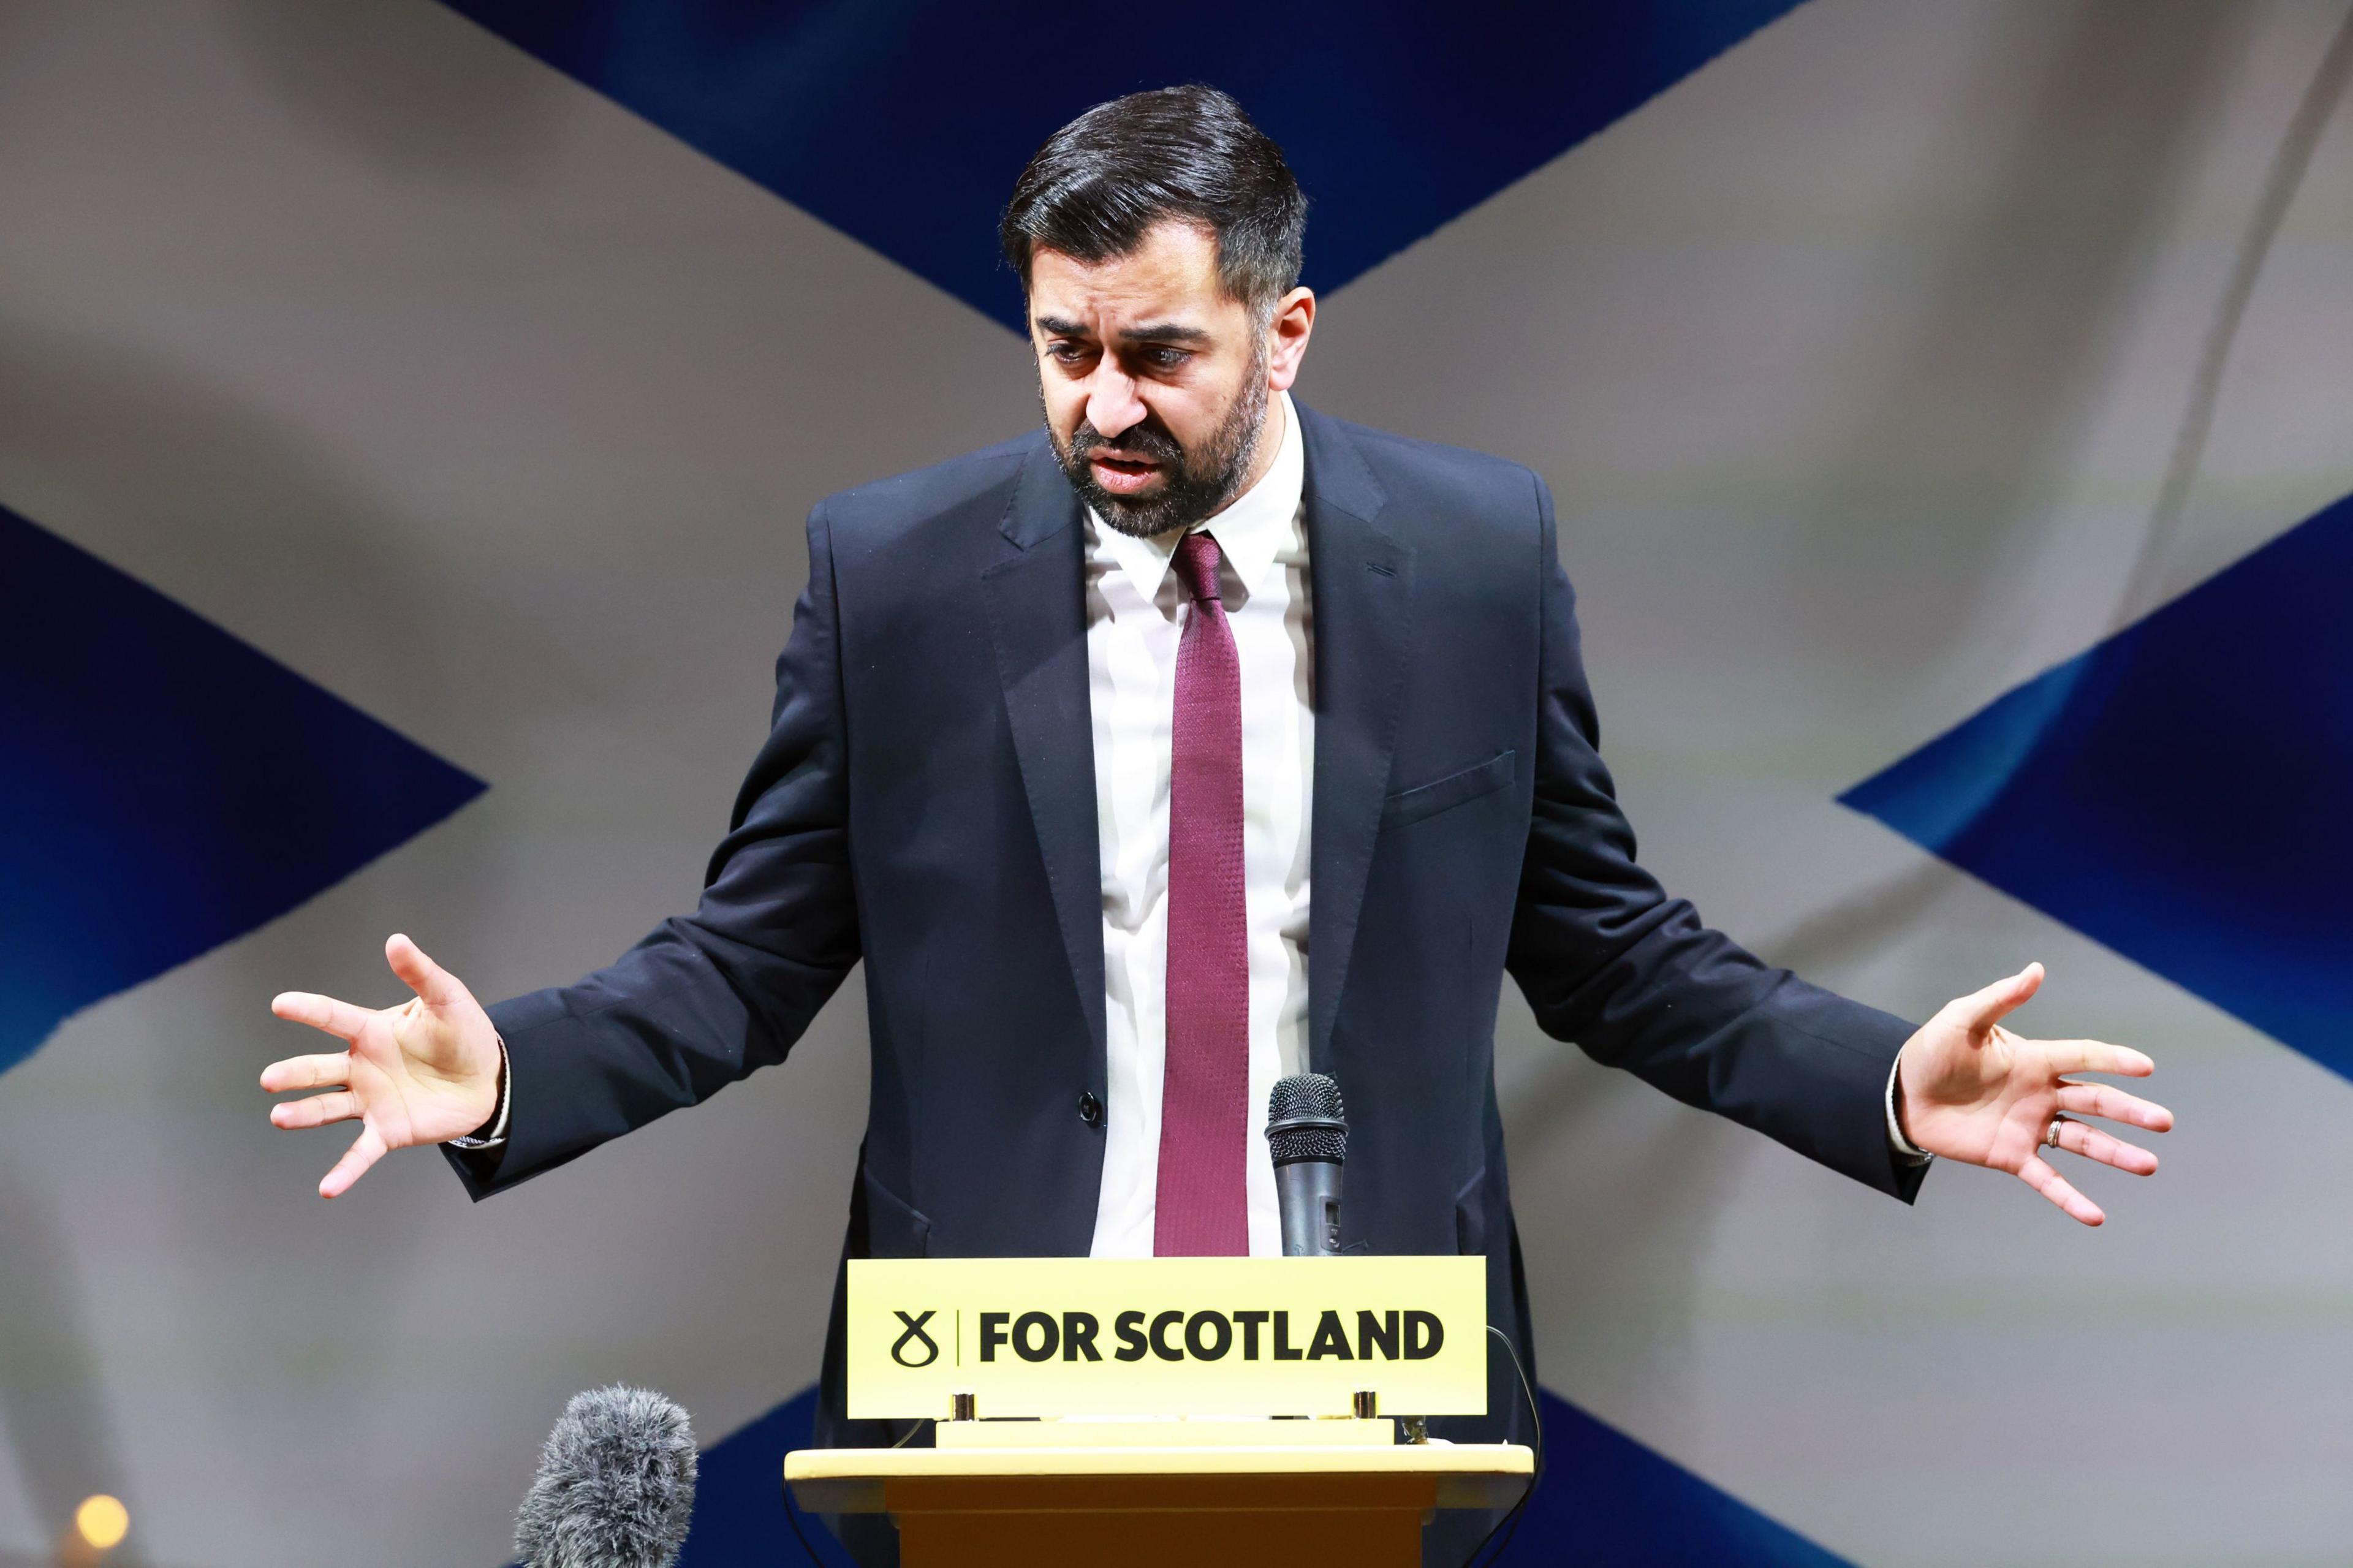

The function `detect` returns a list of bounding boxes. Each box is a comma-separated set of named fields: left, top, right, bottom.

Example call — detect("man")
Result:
left=260, top=86, right=2171, bottom=1559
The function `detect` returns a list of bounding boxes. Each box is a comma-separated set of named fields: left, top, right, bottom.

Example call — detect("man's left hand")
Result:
left=1897, top=963, right=2173, bottom=1225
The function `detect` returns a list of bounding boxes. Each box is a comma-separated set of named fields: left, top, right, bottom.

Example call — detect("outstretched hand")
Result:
left=1897, top=963, right=2173, bottom=1225
left=262, top=934, right=501, bottom=1198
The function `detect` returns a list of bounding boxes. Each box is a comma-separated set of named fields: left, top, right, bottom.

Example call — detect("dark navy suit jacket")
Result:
left=448, top=403, right=1925, bottom=1480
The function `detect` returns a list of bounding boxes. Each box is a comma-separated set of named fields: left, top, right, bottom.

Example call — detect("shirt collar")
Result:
left=1087, top=390, right=1304, bottom=604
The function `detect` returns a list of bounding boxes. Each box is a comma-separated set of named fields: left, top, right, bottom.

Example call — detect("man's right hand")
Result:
left=262, top=933, right=502, bottom=1198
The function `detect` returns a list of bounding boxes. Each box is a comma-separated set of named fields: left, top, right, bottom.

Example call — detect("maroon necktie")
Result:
left=1154, top=531, right=1251, bottom=1256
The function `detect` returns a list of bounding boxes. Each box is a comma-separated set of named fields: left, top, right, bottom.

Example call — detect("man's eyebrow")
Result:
left=1033, top=317, right=1212, bottom=347
left=1116, top=322, right=1211, bottom=346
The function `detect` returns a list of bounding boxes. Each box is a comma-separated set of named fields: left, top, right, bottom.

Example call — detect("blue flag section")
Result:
left=0, top=505, right=485, bottom=1074
left=1844, top=489, right=2353, bottom=1083
left=434, top=0, right=1805, bottom=333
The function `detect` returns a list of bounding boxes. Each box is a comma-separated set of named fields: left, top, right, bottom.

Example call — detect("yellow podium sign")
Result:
left=846, top=1257, right=1487, bottom=1419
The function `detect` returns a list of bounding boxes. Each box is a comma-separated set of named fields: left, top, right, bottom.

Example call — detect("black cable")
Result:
left=1459, top=1324, right=1545, bottom=1568
left=781, top=1464, right=830, bottom=1568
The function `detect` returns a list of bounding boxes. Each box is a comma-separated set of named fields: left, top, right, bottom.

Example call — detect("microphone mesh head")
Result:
left=1268, top=1073, right=1344, bottom=1124
left=517, top=1385, right=697, bottom=1568
left=1267, top=1073, right=1347, bottom=1166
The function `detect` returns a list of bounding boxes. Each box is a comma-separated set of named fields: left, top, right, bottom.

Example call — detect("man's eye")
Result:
left=1144, top=347, right=1189, bottom=369
left=1048, top=342, right=1091, bottom=363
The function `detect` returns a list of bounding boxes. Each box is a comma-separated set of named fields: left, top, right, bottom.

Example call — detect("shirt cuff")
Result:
left=445, top=1036, right=510, bottom=1150
left=1885, top=1047, right=1931, bottom=1165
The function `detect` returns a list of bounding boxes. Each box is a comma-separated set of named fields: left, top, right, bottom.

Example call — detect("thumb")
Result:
left=1952, top=961, right=2044, bottom=1033
left=384, top=932, right=460, bottom=1009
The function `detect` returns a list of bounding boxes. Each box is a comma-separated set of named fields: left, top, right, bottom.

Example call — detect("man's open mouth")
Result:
left=1089, top=454, right=1162, bottom=495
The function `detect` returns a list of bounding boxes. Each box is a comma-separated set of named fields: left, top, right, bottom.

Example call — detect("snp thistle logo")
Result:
left=890, top=1309, right=940, bottom=1368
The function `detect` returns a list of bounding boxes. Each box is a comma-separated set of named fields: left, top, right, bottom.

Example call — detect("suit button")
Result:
left=1077, top=1091, right=1104, bottom=1128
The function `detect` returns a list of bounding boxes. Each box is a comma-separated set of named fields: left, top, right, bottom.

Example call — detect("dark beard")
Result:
left=1047, top=362, right=1269, bottom=540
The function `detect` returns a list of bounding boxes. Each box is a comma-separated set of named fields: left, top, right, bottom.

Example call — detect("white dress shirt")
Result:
left=1085, top=391, right=1312, bottom=1257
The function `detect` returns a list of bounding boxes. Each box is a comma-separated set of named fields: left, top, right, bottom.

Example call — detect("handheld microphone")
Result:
left=1267, top=1074, right=1347, bottom=1256
left=516, top=1385, right=697, bottom=1568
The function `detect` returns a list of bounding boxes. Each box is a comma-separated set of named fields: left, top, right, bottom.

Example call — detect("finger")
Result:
left=385, top=933, right=460, bottom=1009
left=2056, top=1081, right=2175, bottom=1132
left=270, top=991, right=374, bottom=1042
left=270, top=1091, right=360, bottom=1131
left=2053, top=1118, right=2159, bottom=1176
left=2017, top=1153, right=2105, bottom=1226
left=1953, top=962, right=2044, bottom=1032
left=2045, top=1039, right=2156, bottom=1078
left=259, top=1051, right=352, bottom=1094
left=319, top=1123, right=388, bottom=1200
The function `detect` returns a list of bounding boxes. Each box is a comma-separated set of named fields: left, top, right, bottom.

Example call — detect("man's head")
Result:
left=1002, top=86, right=1315, bottom=538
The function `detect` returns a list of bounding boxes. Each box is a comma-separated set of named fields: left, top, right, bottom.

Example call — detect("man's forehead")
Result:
left=1027, top=222, right=1239, bottom=334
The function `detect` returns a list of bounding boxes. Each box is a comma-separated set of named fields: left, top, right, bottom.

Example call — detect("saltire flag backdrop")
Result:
left=1, top=2, right=2349, bottom=1563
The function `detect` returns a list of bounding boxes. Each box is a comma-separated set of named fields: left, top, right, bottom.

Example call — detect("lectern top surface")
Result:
left=784, top=1442, right=1533, bottom=1481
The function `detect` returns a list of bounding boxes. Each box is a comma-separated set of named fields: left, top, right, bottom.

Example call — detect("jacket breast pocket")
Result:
left=1382, top=749, right=1516, bottom=830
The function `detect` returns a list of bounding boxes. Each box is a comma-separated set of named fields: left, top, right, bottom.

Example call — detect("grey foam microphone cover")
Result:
left=1267, top=1072, right=1347, bottom=1165
left=516, top=1385, right=698, bottom=1568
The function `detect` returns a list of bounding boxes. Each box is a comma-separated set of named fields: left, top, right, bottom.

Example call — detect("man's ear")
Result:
left=1265, top=287, right=1316, bottom=391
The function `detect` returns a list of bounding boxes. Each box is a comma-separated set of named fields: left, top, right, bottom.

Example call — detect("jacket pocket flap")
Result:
left=1453, top=1164, right=1488, bottom=1256
left=1383, top=749, right=1516, bottom=829
left=858, top=1170, right=933, bottom=1259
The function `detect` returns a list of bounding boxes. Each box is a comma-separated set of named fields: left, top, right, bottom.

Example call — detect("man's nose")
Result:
left=1083, top=365, right=1145, bottom=443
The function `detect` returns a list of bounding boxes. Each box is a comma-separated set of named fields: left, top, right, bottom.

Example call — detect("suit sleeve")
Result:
left=1503, top=472, right=1927, bottom=1202
left=445, top=501, right=863, bottom=1198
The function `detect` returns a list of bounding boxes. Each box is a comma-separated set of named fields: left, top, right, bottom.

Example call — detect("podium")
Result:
left=782, top=1257, right=1533, bottom=1567
left=788, top=1422, right=1531, bottom=1567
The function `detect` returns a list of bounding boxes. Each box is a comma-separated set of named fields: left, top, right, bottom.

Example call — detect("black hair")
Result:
left=1001, top=85, right=1307, bottom=317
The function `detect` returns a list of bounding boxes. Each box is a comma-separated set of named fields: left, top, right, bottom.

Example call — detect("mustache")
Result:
left=1069, top=419, right=1185, bottom=465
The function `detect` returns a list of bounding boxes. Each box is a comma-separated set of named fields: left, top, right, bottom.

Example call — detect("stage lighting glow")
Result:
left=75, top=1494, right=129, bottom=1550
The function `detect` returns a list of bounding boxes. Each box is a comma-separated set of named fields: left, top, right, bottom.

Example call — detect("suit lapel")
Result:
left=1298, top=406, right=1409, bottom=1066
left=981, top=441, right=1107, bottom=1063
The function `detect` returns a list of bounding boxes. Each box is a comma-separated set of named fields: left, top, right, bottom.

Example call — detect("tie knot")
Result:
left=1173, top=530, right=1223, bottom=606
